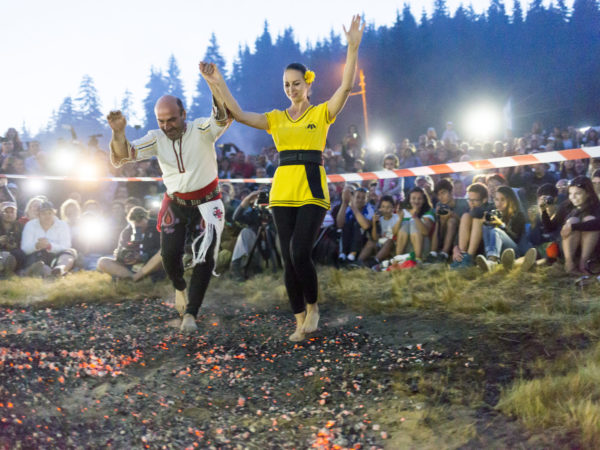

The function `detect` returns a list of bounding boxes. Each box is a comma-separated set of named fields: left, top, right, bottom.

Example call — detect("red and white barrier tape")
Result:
left=3, top=147, right=599, bottom=184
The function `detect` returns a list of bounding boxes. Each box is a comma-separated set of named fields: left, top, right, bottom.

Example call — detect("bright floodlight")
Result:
left=579, top=126, right=591, bottom=134
left=369, top=135, right=387, bottom=153
left=464, top=105, right=501, bottom=139
left=51, top=148, right=78, bottom=173
left=24, top=178, right=46, bottom=195
left=79, top=216, right=108, bottom=244
left=78, top=162, right=99, bottom=181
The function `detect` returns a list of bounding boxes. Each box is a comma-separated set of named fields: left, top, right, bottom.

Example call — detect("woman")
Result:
left=202, top=15, right=364, bottom=341
left=476, top=186, right=528, bottom=272
left=395, top=187, right=435, bottom=260
left=542, top=176, right=600, bottom=274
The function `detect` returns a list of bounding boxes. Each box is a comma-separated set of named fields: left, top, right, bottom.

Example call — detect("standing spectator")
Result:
left=441, top=121, right=459, bottom=144
left=4, top=128, right=24, bottom=153
left=378, top=154, right=404, bottom=203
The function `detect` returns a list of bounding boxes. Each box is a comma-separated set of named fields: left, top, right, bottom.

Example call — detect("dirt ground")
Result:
left=0, top=291, right=574, bottom=449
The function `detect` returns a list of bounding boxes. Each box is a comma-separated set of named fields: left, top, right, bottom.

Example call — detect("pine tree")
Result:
left=512, top=0, right=524, bottom=25
left=75, top=75, right=104, bottom=136
left=142, top=67, right=169, bottom=131
left=55, top=96, right=77, bottom=132
left=189, top=33, right=227, bottom=119
left=166, top=55, right=185, bottom=106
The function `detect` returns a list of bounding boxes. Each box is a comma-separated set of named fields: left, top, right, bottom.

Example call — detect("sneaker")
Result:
left=437, top=252, right=449, bottom=263
left=424, top=252, right=438, bottom=264
left=500, top=248, right=515, bottom=271
left=180, top=314, right=197, bottom=333
left=476, top=255, right=497, bottom=273
left=520, top=248, right=537, bottom=272
left=51, top=265, right=66, bottom=277
left=175, top=289, right=188, bottom=317
left=450, top=253, right=473, bottom=269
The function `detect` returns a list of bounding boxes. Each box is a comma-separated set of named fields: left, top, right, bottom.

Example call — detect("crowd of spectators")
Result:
left=1, top=122, right=600, bottom=284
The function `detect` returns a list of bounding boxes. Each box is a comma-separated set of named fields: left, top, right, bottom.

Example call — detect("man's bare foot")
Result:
left=289, top=311, right=306, bottom=342
left=175, top=289, right=188, bottom=317
left=302, top=303, right=319, bottom=334
left=180, top=314, right=197, bottom=333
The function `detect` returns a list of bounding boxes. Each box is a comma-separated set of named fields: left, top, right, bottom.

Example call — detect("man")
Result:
left=336, top=186, right=374, bottom=263
left=20, top=201, right=77, bottom=277
left=450, top=183, right=490, bottom=269
left=96, top=206, right=162, bottom=282
left=427, top=179, right=469, bottom=263
left=0, top=201, right=24, bottom=275
left=107, top=77, right=230, bottom=333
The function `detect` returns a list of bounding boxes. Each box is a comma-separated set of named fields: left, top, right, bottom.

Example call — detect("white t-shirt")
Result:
left=111, top=115, right=229, bottom=194
left=379, top=213, right=400, bottom=239
left=21, top=218, right=72, bottom=255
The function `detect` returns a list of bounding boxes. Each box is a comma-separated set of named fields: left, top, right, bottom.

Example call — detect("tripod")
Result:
left=244, top=220, right=282, bottom=278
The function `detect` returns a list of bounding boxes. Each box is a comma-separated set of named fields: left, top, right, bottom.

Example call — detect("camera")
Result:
left=484, top=209, right=503, bottom=223
left=117, top=226, right=145, bottom=265
left=252, top=190, right=272, bottom=224
left=437, top=204, right=450, bottom=216
left=540, top=195, right=555, bottom=207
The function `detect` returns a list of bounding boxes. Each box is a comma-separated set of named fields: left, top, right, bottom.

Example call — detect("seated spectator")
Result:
left=96, top=206, right=163, bottom=282
left=0, top=202, right=25, bottom=275
left=378, top=154, right=404, bottom=203
left=336, top=186, right=374, bottom=264
left=541, top=176, right=600, bottom=274
left=427, top=179, right=469, bottom=263
left=475, top=186, right=529, bottom=272
left=20, top=201, right=77, bottom=277
left=395, top=187, right=434, bottom=260
left=592, top=169, right=600, bottom=199
left=451, top=183, right=490, bottom=269
left=59, top=198, right=83, bottom=253
left=24, top=141, right=44, bottom=174
left=359, top=195, right=400, bottom=266
left=414, top=175, right=434, bottom=200
left=18, top=196, right=46, bottom=225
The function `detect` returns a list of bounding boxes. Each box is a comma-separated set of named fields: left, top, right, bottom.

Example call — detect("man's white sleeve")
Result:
left=110, top=130, right=159, bottom=168
left=20, top=221, right=37, bottom=255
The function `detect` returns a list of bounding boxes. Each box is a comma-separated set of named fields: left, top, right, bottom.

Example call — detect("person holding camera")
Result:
left=475, top=186, right=529, bottom=272
left=451, top=183, right=491, bottom=269
left=541, top=176, right=600, bottom=274
left=108, top=83, right=231, bottom=332
left=427, top=179, right=469, bottom=263
left=337, top=186, right=374, bottom=264
left=229, top=189, right=276, bottom=280
left=0, top=202, right=25, bottom=275
left=201, top=15, right=364, bottom=341
left=96, top=206, right=162, bottom=282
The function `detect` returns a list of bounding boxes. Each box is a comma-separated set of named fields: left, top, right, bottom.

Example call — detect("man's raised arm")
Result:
left=107, top=111, right=130, bottom=166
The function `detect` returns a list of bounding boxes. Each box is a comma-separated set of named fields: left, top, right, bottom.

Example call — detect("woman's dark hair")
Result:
left=408, top=187, right=432, bottom=218
left=568, top=175, right=600, bottom=212
left=495, top=186, right=520, bottom=222
left=285, top=62, right=307, bottom=75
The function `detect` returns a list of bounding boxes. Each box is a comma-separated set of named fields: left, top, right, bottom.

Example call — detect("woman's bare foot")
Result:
left=175, top=289, right=188, bottom=317
left=289, top=312, right=306, bottom=342
left=302, top=303, right=319, bottom=334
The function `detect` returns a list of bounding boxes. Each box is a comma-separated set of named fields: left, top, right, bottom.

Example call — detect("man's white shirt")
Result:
left=21, top=218, right=72, bottom=255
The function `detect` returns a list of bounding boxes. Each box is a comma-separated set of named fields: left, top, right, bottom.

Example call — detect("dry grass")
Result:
left=498, top=342, right=600, bottom=448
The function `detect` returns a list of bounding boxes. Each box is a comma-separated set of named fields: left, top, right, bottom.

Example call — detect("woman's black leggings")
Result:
left=271, top=205, right=326, bottom=314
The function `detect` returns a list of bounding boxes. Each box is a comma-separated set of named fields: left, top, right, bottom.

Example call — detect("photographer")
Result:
left=96, top=206, right=163, bottom=281
left=451, top=183, right=491, bottom=269
left=336, top=185, right=374, bottom=264
left=541, top=176, right=600, bottom=274
left=427, top=179, right=469, bottom=263
left=475, top=186, right=529, bottom=272
left=229, top=189, right=276, bottom=279
left=0, top=202, right=25, bottom=275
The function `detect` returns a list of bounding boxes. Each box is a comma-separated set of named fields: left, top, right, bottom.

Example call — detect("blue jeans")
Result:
left=482, top=225, right=519, bottom=258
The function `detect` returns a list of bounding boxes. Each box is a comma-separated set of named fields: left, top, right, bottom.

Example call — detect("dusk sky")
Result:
left=1, top=0, right=567, bottom=135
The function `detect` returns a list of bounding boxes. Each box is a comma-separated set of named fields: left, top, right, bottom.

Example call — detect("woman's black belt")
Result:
left=278, top=150, right=323, bottom=166
left=277, top=150, right=325, bottom=200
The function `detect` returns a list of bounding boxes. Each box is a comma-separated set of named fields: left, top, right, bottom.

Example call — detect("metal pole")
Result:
left=358, top=70, right=369, bottom=140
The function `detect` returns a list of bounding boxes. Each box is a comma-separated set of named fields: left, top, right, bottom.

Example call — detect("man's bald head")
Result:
left=155, top=95, right=187, bottom=141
